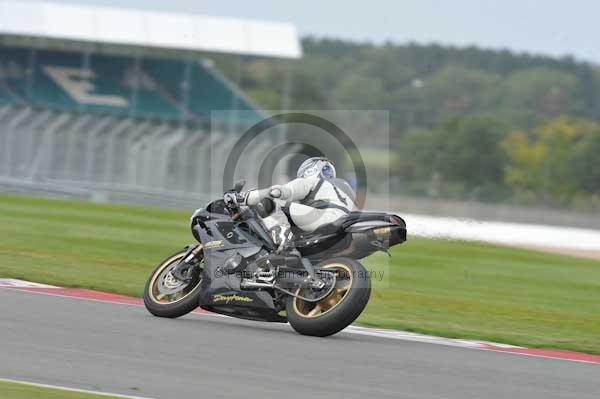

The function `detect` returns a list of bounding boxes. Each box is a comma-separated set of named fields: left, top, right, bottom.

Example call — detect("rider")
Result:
left=240, top=157, right=356, bottom=237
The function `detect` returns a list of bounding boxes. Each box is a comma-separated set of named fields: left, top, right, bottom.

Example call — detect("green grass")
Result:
left=1, top=193, right=600, bottom=354
left=0, top=380, right=127, bottom=399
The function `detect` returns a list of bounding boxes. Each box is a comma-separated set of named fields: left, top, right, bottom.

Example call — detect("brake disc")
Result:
left=157, top=266, right=187, bottom=295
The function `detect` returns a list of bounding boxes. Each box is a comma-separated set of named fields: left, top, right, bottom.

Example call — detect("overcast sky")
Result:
left=31, top=0, right=600, bottom=63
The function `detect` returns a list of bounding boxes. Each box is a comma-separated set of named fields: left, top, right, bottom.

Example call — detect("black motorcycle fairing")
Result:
left=190, top=202, right=284, bottom=321
left=195, top=219, right=260, bottom=303
left=190, top=205, right=229, bottom=241
left=242, top=218, right=276, bottom=252
left=293, top=212, right=407, bottom=262
left=200, top=266, right=284, bottom=322
left=198, top=237, right=285, bottom=322
left=191, top=203, right=272, bottom=248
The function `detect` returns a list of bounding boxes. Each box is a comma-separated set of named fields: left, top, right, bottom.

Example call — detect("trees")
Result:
left=438, top=117, right=508, bottom=197
left=398, top=114, right=600, bottom=206
left=332, top=74, right=385, bottom=108
left=419, top=64, right=499, bottom=120
left=224, top=37, right=600, bottom=208
left=502, top=117, right=600, bottom=205
left=234, top=37, right=600, bottom=134
left=567, top=125, right=600, bottom=198
left=498, top=67, right=582, bottom=119
left=399, top=115, right=509, bottom=200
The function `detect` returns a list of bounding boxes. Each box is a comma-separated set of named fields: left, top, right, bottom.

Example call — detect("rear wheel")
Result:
left=286, top=257, right=371, bottom=337
left=143, top=249, right=204, bottom=318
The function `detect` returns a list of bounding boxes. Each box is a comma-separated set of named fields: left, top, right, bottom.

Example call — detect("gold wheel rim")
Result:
left=292, top=263, right=353, bottom=318
left=149, top=253, right=203, bottom=305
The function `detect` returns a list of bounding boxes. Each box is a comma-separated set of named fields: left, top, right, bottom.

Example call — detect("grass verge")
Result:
left=1, top=193, right=599, bottom=354
left=0, top=379, right=134, bottom=399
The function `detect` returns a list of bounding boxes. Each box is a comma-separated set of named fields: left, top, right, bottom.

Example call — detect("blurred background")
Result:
left=1, top=0, right=600, bottom=356
left=1, top=0, right=600, bottom=232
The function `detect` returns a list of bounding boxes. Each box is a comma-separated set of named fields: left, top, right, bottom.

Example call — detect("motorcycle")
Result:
left=143, top=180, right=407, bottom=336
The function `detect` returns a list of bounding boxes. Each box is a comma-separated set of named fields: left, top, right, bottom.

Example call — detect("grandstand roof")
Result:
left=0, top=0, right=302, bottom=59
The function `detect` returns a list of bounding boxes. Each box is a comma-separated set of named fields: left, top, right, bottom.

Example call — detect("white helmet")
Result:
left=297, top=157, right=336, bottom=179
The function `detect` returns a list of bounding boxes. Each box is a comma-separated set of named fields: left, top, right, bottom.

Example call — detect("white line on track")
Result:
left=0, top=278, right=58, bottom=288
left=0, top=377, right=157, bottom=399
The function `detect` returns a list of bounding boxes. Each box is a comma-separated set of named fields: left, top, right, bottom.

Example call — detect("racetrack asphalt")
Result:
left=1, top=288, right=598, bottom=399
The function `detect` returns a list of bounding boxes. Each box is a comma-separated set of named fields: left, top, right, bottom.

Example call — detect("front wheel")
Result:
left=286, top=257, right=371, bottom=337
left=143, top=249, right=204, bottom=318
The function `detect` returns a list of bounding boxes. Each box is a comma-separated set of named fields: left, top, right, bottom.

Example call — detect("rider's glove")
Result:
left=223, top=192, right=236, bottom=207
left=237, top=191, right=249, bottom=205
left=224, top=191, right=248, bottom=207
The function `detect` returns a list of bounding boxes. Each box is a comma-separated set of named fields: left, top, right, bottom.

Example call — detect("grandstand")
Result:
left=0, top=0, right=301, bottom=207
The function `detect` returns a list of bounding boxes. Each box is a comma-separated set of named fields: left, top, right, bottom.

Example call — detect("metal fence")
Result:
left=0, top=104, right=282, bottom=209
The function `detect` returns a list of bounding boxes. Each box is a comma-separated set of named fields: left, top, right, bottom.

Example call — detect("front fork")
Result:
left=171, top=244, right=203, bottom=281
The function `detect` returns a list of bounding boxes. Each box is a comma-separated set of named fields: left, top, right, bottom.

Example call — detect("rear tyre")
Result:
left=286, top=257, right=371, bottom=337
left=143, top=249, right=204, bottom=318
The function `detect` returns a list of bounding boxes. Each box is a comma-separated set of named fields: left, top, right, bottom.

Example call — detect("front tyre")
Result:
left=143, top=249, right=204, bottom=318
left=286, top=257, right=371, bottom=337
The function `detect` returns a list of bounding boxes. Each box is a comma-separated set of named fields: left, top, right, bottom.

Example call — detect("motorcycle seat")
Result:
left=297, top=211, right=404, bottom=239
